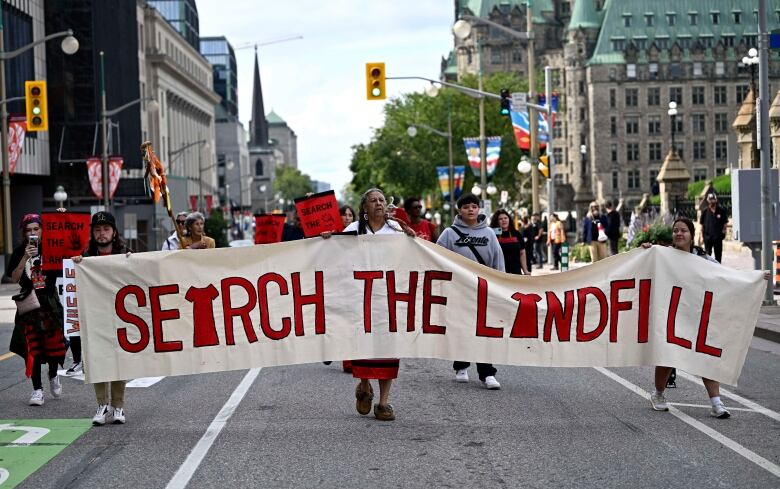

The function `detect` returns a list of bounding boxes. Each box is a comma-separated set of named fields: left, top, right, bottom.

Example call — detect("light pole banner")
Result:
left=76, top=239, right=764, bottom=385
left=453, top=165, right=465, bottom=199
left=7, top=116, right=26, bottom=174
left=436, top=166, right=450, bottom=199
left=86, top=156, right=123, bottom=199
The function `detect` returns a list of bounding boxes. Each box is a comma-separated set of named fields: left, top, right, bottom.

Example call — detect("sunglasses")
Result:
left=176, top=220, right=186, bottom=225
left=412, top=205, right=423, bottom=209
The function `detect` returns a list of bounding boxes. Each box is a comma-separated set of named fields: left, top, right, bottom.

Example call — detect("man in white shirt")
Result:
left=161, top=212, right=188, bottom=250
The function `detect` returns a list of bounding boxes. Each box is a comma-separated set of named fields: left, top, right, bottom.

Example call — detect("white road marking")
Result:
left=594, top=367, right=780, bottom=478
left=126, top=377, right=165, bottom=388
left=166, top=368, right=261, bottom=489
left=0, top=468, right=8, bottom=484
left=0, top=424, right=50, bottom=447
left=676, top=370, right=780, bottom=423
left=669, top=402, right=755, bottom=412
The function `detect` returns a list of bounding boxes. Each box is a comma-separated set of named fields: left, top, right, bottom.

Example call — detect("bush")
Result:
left=569, top=242, right=591, bottom=263
left=205, top=211, right=229, bottom=248
left=649, top=195, right=661, bottom=206
left=628, top=222, right=672, bottom=249
left=687, top=174, right=731, bottom=199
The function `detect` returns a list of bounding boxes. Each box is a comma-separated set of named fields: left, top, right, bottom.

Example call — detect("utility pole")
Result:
left=758, top=0, right=774, bottom=304
left=477, top=43, right=487, bottom=203
left=527, top=0, right=539, bottom=214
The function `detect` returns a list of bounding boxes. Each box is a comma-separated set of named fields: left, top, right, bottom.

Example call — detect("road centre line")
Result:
left=594, top=367, right=780, bottom=479
left=166, top=368, right=262, bottom=489
left=675, top=370, right=780, bottom=423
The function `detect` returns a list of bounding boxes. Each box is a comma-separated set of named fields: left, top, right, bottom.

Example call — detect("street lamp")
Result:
left=517, top=156, right=532, bottom=174
left=667, top=101, right=678, bottom=155
left=0, top=25, right=79, bottom=265
left=486, top=182, right=498, bottom=195
left=743, top=47, right=760, bottom=168
left=53, top=186, right=68, bottom=208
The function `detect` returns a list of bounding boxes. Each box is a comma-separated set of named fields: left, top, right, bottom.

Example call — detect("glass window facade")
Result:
left=200, top=37, right=238, bottom=119
left=148, top=0, right=200, bottom=50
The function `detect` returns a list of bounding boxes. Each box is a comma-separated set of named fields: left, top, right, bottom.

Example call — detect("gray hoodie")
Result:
left=436, top=214, right=505, bottom=272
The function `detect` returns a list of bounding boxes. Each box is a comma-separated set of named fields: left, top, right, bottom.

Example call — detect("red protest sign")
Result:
left=294, top=190, right=343, bottom=238
left=41, top=212, right=91, bottom=271
left=254, top=214, right=286, bottom=244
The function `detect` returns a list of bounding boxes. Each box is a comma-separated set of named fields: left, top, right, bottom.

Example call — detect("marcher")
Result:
left=281, top=210, right=305, bottom=241
left=161, top=211, right=188, bottom=250
left=531, top=213, right=547, bottom=269
left=605, top=201, right=621, bottom=256
left=437, top=194, right=505, bottom=390
left=8, top=214, right=67, bottom=406
left=180, top=212, right=216, bottom=249
left=699, top=193, right=728, bottom=263
left=643, top=217, right=769, bottom=418
left=490, top=209, right=528, bottom=275
left=404, top=197, right=438, bottom=242
left=72, top=211, right=132, bottom=425
left=521, top=216, right=535, bottom=272
left=547, top=213, right=565, bottom=270
left=322, top=188, right=415, bottom=420
left=582, top=202, right=608, bottom=262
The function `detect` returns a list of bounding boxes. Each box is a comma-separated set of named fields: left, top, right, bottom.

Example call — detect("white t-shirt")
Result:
left=344, top=220, right=403, bottom=235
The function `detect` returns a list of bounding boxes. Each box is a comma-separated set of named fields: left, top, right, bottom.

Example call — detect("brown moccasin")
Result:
left=355, top=382, right=373, bottom=415
left=373, top=403, right=395, bottom=421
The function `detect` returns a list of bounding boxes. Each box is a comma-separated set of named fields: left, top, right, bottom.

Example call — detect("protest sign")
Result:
left=254, top=214, right=286, bottom=244
left=61, top=259, right=80, bottom=337
left=41, top=213, right=91, bottom=272
left=76, top=239, right=764, bottom=385
left=294, top=191, right=343, bottom=237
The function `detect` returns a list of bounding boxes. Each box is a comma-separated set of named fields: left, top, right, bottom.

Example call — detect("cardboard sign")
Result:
left=41, top=213, right=91, bottom=272
left=61, top=259, right=80, bottom=337
left=294, top=190, right=343, bottom=237
left=254, top=214, right=286, bottom=244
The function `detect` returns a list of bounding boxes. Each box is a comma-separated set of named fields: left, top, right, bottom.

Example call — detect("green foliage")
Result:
left=650, top=194, right=661, bottom=206
left=350, top=72, right=539, bottom=207
left=275, top=165, right=313, bottom=201
left=569, top=242, right=591, bottom=263
left=628, top=222, right=672, bottom=249
left=205, top=211, right=228, bottom=248
left=686, top=174, right=731, bottom=199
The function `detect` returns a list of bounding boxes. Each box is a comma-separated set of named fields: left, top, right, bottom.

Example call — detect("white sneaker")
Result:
left=92, top=404, right=112, bottom=425
left=49, top=375, right=62, bottom=398
left=455, top=369, right=469, bottom=382
left=112, top=407, right=126, bottom=424
left=29, top=389, right=44, bottom=406
left=65, top=362, right=82, bottom=375
left=483, top=376, right=501, bottom=390
left=650, top=391, right=669, bottom=411
left=710, top=401, right=731, bottom=419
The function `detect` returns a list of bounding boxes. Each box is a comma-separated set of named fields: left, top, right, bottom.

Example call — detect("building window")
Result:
left=667, top=13, right=676, bottom=26
left=611, top=144, right=618, bottom=162
left=627, top=143, right=639, bottom=162
left=648, top=115, right=661, bottom=134
left=670, top=87, right=683, bottom=105
left=626, top=117, right=639, bottom=134
left=691, top=86, right=705, bottom=105
left=669, top=63, right=682, bottom=78
left=612, top=39, right=625, bottom=51
left=675, top=115, right=684, bottom=134
left=580, top=108, right=586, bottom=121
left=736, top=84, right=750, bottom=103
left=689, top=13, right=698, bottom=25
left=612, top=170, right=619, bottom=190
left=628, top=170, right=640, bottom=189
left=714, top=113, right=729, bottom=132
left=722, top=35, right=735, bottom=48
left=649, top=142, right=663, bottom=161
left=610, top=116, right=617, bottom=136
left=610, top=89, right=616, bottom=107
left=712, top=12, right=720, bottom=24
left=623, top=15, right=632, bottom=27
left=553, top=120, right=563, bottom=138
left=647, top=87, right=660, bottom=106
left=579, top=80, right=585, bottom=95
left=715, top=61, right=725, bottom=76
left=674, top=143, right=685, bottom=159
left=715, top=140, right=728, bottom=161
left=693, top=141, right=706, bottom=160
left=649, top=63, right=659, bottom=79
left=714, top=86, right=727, bottom=104
left=491, top=50, right=502, bottom=64
left=693, top=62, right=703, bottom=77
left=627, top=64, right=637, bottom=78
left=255, top=159, right=264, bottom=176
left=734, top=11, right=741, bottom=24
left=692, top=113, right=706, bottom=133
left=693, top=167, right=708, bottom=181
left=715, top=166, right=727, bottom=176
left=645, top=14, right=654, bottom=26
left=625, top=88, right=638, bottom=107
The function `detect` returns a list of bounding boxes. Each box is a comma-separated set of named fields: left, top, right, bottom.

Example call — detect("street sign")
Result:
left=511, top=92, right=527, bottom=109
left=771, top=30, right=780, bottom=49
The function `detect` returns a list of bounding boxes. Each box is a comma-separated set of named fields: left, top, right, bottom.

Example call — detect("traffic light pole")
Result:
left=527, top=1, right=539, bottom=215
left=545, top=66, right=555, bottom=215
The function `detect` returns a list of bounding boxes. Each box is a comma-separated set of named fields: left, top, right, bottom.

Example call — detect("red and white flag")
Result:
left=86, top=156, right=123, bottom=199
left=8, top=116, right=27, bottom=174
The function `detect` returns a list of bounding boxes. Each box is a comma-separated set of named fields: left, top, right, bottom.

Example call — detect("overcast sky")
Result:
left=197, top=0, right=455, bottom=197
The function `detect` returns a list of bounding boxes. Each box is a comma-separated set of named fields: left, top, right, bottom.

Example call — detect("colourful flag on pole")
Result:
left=436, top=166, right=450, bottom=199
left=463, top=138, right=481, bottom=177
left=453, top=165, right=465, bottom=199
left=8, top=116, right=26, bottom=174
left=510, top=94, right=558, bottom=150
left=486, top=136, right=501, bottom=178
left=464, top=137, right=502, bottom=177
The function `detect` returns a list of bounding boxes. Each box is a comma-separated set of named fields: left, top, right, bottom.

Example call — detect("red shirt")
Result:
left=409, top=219, right=436, bottom=241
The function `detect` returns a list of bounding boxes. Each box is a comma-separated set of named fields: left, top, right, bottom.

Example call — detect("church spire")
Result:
left=250, top=49, right=269, bottom=147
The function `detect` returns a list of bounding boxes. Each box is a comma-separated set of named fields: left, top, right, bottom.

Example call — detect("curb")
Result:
left=754, top=326, right=780, bottom=344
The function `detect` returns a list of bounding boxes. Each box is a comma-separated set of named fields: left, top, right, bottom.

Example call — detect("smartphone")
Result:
left=28, top=235, right=39, bottom=247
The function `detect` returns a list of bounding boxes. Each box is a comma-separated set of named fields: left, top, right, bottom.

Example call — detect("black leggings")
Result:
left=31, top=359, right=58, bottom=390
left=69, top=336, right=82, bottom=363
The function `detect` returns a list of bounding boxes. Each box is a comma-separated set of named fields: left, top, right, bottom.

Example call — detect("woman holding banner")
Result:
left=181, top=212, right=215, bottom=249
left=323, top=188, right=415, bottom=421
left=8, top=214, right=67, bottom=406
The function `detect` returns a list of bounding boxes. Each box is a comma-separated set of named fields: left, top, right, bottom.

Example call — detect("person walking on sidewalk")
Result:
left=699, top=193, right=728, bottom=263
left=605, top=201, right=621, bottom=256
left=72, top=211, right=132, bottom=425
left=582, top=202, right=608, bottom=263
left=8, top=214, right=67, bottom=406
left=437, top=194, right=505, bottom=390
left=547, top=213, right=565, bottom=270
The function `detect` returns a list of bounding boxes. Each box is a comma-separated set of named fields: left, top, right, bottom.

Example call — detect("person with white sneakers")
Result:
left=72, top=211, right=131, bottom=425
left=436, top=194, right=505, bottom=390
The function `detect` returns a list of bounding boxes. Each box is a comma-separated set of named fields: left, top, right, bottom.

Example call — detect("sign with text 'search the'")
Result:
left=41, top=213, right=91, bottom=272
left=254, top=214, right=286, bottom=244
left=76, top=241, right=765, bottom=385
left=61, top=259, right=79, bottom=337
left=294, top=190, right=343, bottom=237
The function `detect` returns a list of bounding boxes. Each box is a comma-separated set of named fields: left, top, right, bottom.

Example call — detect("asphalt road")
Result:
left=0, top=312, right=778, bottom=488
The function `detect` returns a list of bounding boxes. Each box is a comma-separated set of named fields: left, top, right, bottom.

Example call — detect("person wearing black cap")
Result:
left=72, top=211, right=132, bottom=425
left=699, top=193, right=728, bottom=263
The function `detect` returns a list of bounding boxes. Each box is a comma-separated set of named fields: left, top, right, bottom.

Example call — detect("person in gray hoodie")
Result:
left=436, top=193, right=505, bottom=389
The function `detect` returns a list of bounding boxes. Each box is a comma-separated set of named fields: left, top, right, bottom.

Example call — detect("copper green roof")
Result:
left=588, top=0, right=780, bottom=65
left=266, top=110, right=286, bottom=125
left=568, top=0, right=604, bottom=31
left=458, top=0, right=555, bottom=25
left=444, top=50, right=458, bottom=75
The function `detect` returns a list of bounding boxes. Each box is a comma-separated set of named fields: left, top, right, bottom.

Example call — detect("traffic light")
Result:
left=500, top=88, right=511, bottom=116
left=365, top=62, right=386, bottom=100
left=538, top=154, right=549, bottom=178
left=25, top=80, right=48, bottom=132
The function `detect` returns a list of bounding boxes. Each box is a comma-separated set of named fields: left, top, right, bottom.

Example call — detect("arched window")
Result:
left=255, top=158, right=264, bottom=176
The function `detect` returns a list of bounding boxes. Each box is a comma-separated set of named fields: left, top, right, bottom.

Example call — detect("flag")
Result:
left=86, top=156, right=123, bottom=200
left=436, top=166, right=450, bottom=199
left=8, top=116, right=27, bottom=174
left=510, top=93, right=558, bottom=150
left=453, top=165, right=465, bottom=199
left=486, top=136, right=501, bottom=178
left=464, top=137, right=501, bottom=177
left=463, top=138, right=481, bottom=177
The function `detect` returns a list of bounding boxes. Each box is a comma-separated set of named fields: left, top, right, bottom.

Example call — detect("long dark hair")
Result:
left=672, top=217, right=696, bottom=253
left=339, top=205, right=356, bottom=223
left=490, top=209, right=515, bottom=232
left=86, top=226, right=127, bottom=255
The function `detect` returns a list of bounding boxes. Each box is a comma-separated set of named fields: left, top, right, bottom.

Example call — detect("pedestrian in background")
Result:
left=582, top=202, right=608, bottom=263
left=531, top=213, right=547, bottom=269
left=699, top=193, right=728, bottom=263
left=605, top=200, right=621, bottom=255
left=180, top=211, right=216, bottom=249
left=8, top=214, right=67, bottom=406
left=404, top=197, right=438, bottom=242
left=521, top=216, right=535, bottom=272
left=491, top=209, right=528, bottom=275
left=547, top=213, right=565, bottom=270
left=72, top=211, right=132, bottom=425
left=161, top=211, right=188, bottom=250
left=438, top=194, right=505, bottom=390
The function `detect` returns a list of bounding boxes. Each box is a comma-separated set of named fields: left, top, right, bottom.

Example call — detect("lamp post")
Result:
left=743, top=47, right=760, bottom=168
left=53, top=186, right=68, bottom=209
left=0, top=24, right=78, bottom=265
left=667, top=101, right=678, bottom=155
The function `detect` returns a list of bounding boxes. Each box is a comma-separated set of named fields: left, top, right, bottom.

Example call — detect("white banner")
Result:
left=76, top=238, right=764, bottom=385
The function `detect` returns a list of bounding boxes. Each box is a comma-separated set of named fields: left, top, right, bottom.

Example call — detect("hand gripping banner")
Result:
left=76, top=241, right=764, bottom=385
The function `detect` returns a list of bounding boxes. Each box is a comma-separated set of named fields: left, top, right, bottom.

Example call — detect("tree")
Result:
left=275, top=164, right=313, bottom=201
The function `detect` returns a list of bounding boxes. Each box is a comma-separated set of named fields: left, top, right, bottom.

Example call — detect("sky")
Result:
left=197, top=0, right=456, bottom=198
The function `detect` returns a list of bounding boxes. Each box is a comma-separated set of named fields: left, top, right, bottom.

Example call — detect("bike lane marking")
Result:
left=0, top=418, right=92, bottom=488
